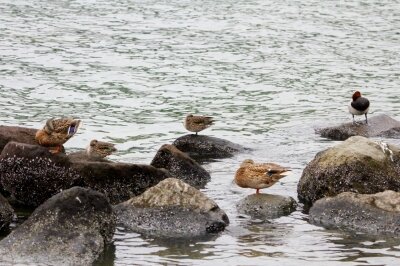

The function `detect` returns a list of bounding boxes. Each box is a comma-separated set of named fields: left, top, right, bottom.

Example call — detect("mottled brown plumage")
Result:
left=234, top=159, right=290, bottom=194
left=184, top=114, right=214, bottom=135
left=87, top=139, right=117, bottom=159
left=35, top=117, right=81, bottom=153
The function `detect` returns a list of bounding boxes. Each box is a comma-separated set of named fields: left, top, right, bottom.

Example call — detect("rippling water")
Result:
left=1, top=0, right=400, bottom=265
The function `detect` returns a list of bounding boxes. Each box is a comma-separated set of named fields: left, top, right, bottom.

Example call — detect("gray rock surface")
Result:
left=0, top=193, right=14, bottom=233
left=0, top=187, right=115, bottom=266
left=316, top=114, right=400, bottom=141
left=0, top=141, right=170, bottom=207
left=114, top=178, right=229, bottom=238
left=173, top=134, right=245, bottom=159
left=0, top=125, right=38, bottom=153
left=297, top=136, right=400, bottom=206
left=236, top=194, right=297, bottom=219
left=309, top=190, right=400, bottom=237
left=150, top=144, right=210, bottom=188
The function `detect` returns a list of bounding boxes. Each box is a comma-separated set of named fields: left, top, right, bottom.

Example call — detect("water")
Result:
left=1, top=0, right=400, bottom=265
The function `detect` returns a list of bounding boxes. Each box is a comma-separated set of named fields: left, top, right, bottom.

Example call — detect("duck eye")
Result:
left=267, top=171, right=273, bottom=177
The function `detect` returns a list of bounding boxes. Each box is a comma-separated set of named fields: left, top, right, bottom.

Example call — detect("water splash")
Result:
left=377, top=140, right=394, bottom=162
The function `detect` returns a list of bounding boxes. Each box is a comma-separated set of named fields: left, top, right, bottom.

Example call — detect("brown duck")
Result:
left=35, top=117, right=81, bottom=153
left=184, top=114, right=214, bottom=135
left=234, top=159, right=291, bottom=194
left=86, top=139, right=117, bottom=159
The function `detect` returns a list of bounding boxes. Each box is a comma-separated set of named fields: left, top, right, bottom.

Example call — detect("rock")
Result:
left=0, top=187, right=115, bottom=266
left=236, top=194, right=297, bottom=219
left=0, top=193, right=14, bottom=233
left=0, top=142, right=80, bottom=207
left=297, top=136, right=400, bottom=206
left=0, top=141, right=171, bottom=207
left=309, top=190, right=400, bottom=237
left=114, top=178, right=229, bottom=238
left=0, top=125, right=38, bottom=153
left=316, top=114, right=400, bottom=141
left=173, top=134, right=245, bottom=159
left=72, top=162, right=171, bottom=204
left=150, top=144, right=210, bottom=188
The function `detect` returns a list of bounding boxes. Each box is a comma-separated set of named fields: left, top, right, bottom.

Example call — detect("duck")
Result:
left=184, top=114, right=214, bottom=135
left=234, top=159, right=291, bottom=194
left=35, top=117, right=81, bottom=153
left=86, top=139, right=117, bottom=159
left=348, top=91, right=370, bottom=124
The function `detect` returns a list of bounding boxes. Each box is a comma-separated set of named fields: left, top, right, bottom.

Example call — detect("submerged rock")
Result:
left=173, top=134, right=244, bottom=159
left=297, top=136, right=400, bottom=206
left=316, top=114, right=400, bottom=141
left=114, top=178, right=229, bottom=238
left=150, top=144, right=210, bottom=188
left=309, top=190, right=400, bottom=237
left=0, top=187, right=115, bottom=266
left=236, top=194, right=297, bottom=219
left=0, top=193, right=14, bottom=233
left=0, top=141, right=170, bottom=207
left=0, top=125, right=38, bottom=153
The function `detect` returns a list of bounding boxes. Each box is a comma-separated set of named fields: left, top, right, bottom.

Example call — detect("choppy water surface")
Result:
left=1, top=0, right=400, bottom=265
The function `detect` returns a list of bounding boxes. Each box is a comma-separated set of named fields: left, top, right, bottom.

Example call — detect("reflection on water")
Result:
left=1, top=0, right=400, bottom=265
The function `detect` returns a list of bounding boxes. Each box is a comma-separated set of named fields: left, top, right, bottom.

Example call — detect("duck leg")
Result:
left=256, top=189, right=260, bottom=194
left=352, top=114, right=355, bottom=124
left=365, top=113, right=368, bottom=124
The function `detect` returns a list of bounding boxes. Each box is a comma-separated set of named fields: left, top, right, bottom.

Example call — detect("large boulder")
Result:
left=0, top=193, right=14, bottom=233
left=150, top=144, right=210, bottom=188
left=298, top=136, right=400, bottom=206
left=236, top=194, right=297, bottom=219
left=316, top=114, right=400, bottom=141
left=0, top=142, right=171, bottom=207
left=0, top=187, right=115, bottom=266
left=0, top=142, right=80, bottom=207
left=0, top=125, right=38, bottom=153
left=309, top=190, right=400, bottom=237
left=114, top=178, right=229, bottom=238
left=173, top=134, right=245, bottom=159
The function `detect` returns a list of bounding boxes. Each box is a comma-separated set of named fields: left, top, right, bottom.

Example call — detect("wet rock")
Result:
left=173, top=134, right=244, bottom=159
left=114, top=178, right=229, bottom=238
left=316, top=114, right=400, bottom=141
left=0, top=125, right=38, bottom=153
left=236, top=194, right=297, bottom=219
left=0, top=193, right=14, bottom=233
left=150, top=144, right=210, bottom=188
left=309, top=190, right=400, bottom=237
left=0, top=142, right=80, bottom=207
left=0, top=187, right=115, bottom=266
left=0, top=141, right=171, bottom=207
left=297, top=136, right=400, bottom=206
left=72, top=162, right=171, bottom=204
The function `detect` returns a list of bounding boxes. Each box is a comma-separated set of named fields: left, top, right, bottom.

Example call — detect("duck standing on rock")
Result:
left=184, top=114, right=214, bottom=135
left=35, top=117, right=81, bottom=153
left=348, top=91, right=370, bottom=124
left=234, top=159, right=291, bottom=194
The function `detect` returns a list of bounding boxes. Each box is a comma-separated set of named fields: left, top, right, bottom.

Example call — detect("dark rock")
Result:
left=0, top=142, right=80, bottom=207
left=316, top=114, right=400, bottom=141
left=173, top=134, right=244, bottom=159
left=72, top=161, right=171, bottom=204
left=0, top=187, right=115, bottom=265
left=114, top=178, right=229, bottom=238
left=298, top=136, right=400, bottom=206
left=309, top=190, right=400, bottom=237
left=0, top=141, right=171, bottom=208
left=0, top=125, right=38, bottom=153
left=236, top=194, right=297, bottom=219
left=150, top=144, right=210, bottom=188
left=0, top=193, right=14, bottom=233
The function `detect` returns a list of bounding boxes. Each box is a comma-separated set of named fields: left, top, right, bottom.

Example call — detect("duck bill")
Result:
left=279, top=171, right=291, bottom=177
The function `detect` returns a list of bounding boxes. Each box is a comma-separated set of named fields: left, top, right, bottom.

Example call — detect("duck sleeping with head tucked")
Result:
left=234, top=159, right=291, bottom=194
left=35, top=117, right=81, bottom=153
left=184, top=114, right=214, bottom=135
